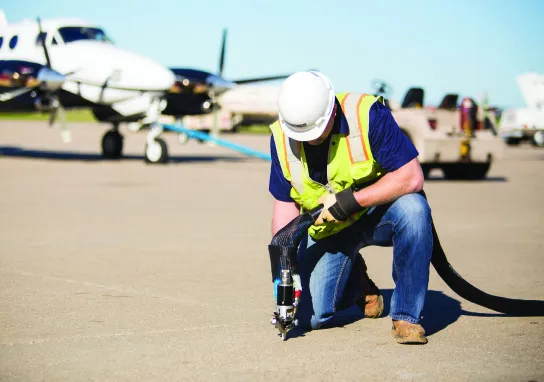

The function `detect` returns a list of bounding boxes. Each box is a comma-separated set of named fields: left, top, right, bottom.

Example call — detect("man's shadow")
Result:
left=288, top=288, right=507, bottom=339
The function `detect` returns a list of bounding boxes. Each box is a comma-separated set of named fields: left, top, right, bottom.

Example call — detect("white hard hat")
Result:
left=277, top=71, right=335, bottom=141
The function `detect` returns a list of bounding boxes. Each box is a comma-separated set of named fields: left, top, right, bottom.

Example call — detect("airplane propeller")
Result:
left=218, top=28, right=226, bottom=79
left=35, top=17, right=73, bottom=142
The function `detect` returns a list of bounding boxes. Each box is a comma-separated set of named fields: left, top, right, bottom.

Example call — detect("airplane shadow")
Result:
left=287, top=288, right=513, bottom=340
left=0, top=146, right=247, bottom=164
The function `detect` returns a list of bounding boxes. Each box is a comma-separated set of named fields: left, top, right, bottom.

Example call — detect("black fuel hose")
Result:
left=269, top=192, right=544, bottom=316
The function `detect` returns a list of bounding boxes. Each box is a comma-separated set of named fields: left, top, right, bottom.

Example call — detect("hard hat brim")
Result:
left=278, top=113, right=331, bottom=142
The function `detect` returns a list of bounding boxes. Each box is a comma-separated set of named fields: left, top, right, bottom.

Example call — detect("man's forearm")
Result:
left=271, top=199, right=300, bottom=236
left=353, top=159, right=424, bottom=209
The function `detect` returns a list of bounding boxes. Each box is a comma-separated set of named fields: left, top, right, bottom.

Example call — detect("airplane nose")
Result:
left=125, top=56, right=176, bottom=91
left=56, top=42, right=176, bottom=92
left=150, top=64, right=176, bottom=91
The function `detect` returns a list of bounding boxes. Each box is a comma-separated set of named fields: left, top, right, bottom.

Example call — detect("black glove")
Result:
left=328, top=188, right=364, bottom=221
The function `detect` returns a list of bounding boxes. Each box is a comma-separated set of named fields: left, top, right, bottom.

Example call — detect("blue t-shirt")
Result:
left=269, top=100, right=419, bottom=202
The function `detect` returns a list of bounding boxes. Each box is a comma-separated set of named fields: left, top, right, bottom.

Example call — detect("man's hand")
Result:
left=315, top=188, right=364, bottom=225
left=315, top=193, right=339, bottom=225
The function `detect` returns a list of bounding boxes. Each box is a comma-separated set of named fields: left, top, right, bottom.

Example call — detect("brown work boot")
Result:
left=391, top=320, right=428, bottom=344
left=353, top=255, right=384, bottom=319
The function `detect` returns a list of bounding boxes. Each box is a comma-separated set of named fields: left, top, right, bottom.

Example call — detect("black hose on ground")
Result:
left=269, top=193, right=544, bottom=316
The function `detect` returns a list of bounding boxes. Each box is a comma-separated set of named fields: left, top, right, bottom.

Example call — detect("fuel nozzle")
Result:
left=271, top=269, right=300, bottom=340
left=268, top=244, right=305, bottom=341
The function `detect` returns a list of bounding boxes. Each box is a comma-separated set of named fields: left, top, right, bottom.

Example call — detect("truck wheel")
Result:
left=442, top=163, right=490, bottom=180
left=421, top=164, right=431, bottom=179
left=532, top=131, right=544, bottom=147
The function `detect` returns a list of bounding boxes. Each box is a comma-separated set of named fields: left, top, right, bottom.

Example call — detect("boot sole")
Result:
left=391, top=329, right=428, bottom=344
left=364, top=295, right=384, bottom=319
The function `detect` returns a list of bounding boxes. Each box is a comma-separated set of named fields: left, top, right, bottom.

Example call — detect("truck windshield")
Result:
left=58, top=27, right=113, bottom=44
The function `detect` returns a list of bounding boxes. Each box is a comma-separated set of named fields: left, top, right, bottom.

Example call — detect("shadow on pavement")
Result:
left=287, top=289, right=513, bottom=341
left=0, top=146, right=248, bottom=164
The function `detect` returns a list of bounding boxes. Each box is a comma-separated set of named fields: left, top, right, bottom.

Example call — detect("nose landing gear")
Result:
left=144, top=123, right=168, bottom=164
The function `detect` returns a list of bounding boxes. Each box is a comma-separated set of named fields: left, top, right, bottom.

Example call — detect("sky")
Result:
left=2, top=0, right=543, bottom=108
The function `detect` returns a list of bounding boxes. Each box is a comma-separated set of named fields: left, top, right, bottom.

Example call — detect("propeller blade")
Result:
left=232, top=69, right=315, bottom=84
left=58, top=105, right=71, bottom=143
left=48, top=105, right=58, bottom=127
left=37, top=17, right=52, bottom=68
left=232, top=74, right=292, bottom=84
left=218, top=28, right=227, bottom=78
left=0, top=87, right=33, bottom=102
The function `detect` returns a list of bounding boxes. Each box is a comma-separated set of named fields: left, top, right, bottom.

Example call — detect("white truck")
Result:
left=389, top=88, right=504, bottom=179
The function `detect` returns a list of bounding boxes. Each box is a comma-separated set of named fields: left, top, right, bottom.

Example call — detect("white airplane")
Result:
left=0, top=10, right=176, bottom=159
left=499, top=72, right=544, bottom=147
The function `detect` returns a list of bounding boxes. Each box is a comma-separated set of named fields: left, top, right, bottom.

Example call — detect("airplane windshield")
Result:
left=58, top=27, right=113, bottom=44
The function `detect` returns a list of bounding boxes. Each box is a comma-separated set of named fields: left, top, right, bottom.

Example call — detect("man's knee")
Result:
left=393, top=193, right=432, bottom=232
left=294, top=297, right=334, bottom=331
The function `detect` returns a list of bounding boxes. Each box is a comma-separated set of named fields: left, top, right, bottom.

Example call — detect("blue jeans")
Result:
left=296, top=193, right=433, bottom=329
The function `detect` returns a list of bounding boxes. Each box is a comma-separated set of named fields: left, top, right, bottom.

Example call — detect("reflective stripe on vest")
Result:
left=341, top=93, right=370, bottom=163
left=284, top=136, right=304, bottom=193
left=338, top=92, right=383, bottom=164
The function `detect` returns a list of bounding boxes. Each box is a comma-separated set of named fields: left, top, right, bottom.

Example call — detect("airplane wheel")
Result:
left=145, top=137, right=168, bottom=164
left=442, top=163, right=490, bottom=180
left=102, top=130, right=123, bottom=159
left=532, top=131, right=544, bottom=147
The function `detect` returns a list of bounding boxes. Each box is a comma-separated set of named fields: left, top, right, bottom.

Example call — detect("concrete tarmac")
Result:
left=1, top=121, right=543, bottom=381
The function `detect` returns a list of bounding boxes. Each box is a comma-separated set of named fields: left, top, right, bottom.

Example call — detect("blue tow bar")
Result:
left=162, top=124, right=271, bottom=161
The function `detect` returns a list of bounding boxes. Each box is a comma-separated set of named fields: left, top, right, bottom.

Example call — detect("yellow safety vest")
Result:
left=270, top=92, right=385, bottom=240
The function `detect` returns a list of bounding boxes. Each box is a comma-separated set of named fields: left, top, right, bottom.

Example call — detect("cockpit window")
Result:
left=0, top=36, right=3, bottom=49
left=58, top=27, right=113, bottom=44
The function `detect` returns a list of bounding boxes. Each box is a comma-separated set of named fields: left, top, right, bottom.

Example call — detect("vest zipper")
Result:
left=324, top=136, right=335, bottom=194
left=302, top=136, right=336, bottom=195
